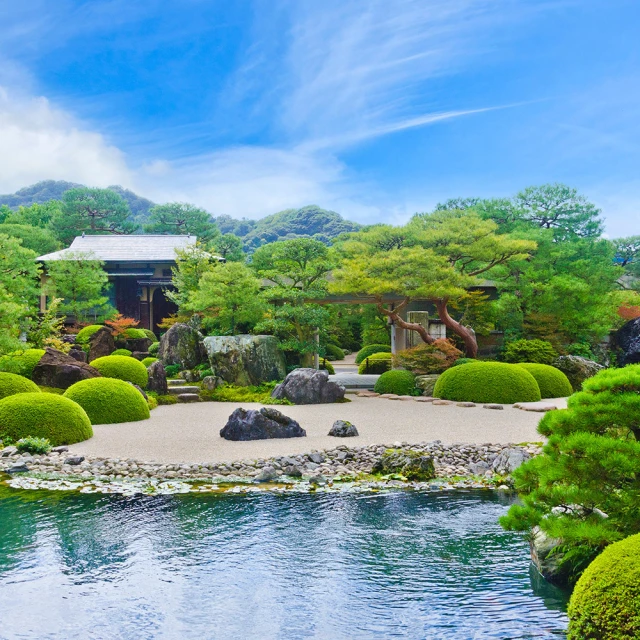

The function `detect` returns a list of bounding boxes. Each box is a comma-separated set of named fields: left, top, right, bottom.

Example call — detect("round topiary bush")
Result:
left=111, top=348, right=132, bottom=357
left=75, top=325, right=105, bottom=346
left=141, top=357, right=158, bottom=367
left=90, top=355, right=149, bottom=388
left=0, top=392, right=92, bottom=446
left=148, top=342, right=160, bottom=356
left=122, top=328, right=148, bottom=340
left=319, top=358, right=335, bottom=374
left=358, top=352, right=392, bottom=374
left=433, top=361, right=541, bottom=404
left=355, top=344, right=391, bottom=364
left=503, top=339, right=558, bottom=365
left=516, top=363, right=573, bottom=398
left=0, top=372, right=40, bottom=399
left=0, top=349, right=45, bottom=378
left=64, top=378, right=150, bottom=424
left=142, top=329, right=158, bottom=343
left=567, top=533, right=640, bottom=639
left=374, top=370, right=416, bottom=395
left=325, top=344, right=345, bottom=361
left=450, top=358, right=476, bottom=367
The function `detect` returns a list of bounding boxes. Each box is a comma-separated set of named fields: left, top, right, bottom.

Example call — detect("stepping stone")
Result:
left=167, top=379, right=187, bottom=386
left=456, top=402, right=476, bottom=407
left=167, top=386, right=201, bottom=395
left=379, top=394, right=399, bottom=399
left=514, top=402, right=558, bottom=412
left=415, top=397, right=435, bottom=403
left=356, top=391, right=379, bottom=397
left=388, top=395, right=414, bottom=401
left=432, top=399, right=454, bottom=405
left=483, top=404, right=504, bottom=410
left=177, top=393, right=201, bottom=403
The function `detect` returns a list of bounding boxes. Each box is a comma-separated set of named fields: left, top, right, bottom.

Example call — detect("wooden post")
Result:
left=314, top=328, right=320, bottom=369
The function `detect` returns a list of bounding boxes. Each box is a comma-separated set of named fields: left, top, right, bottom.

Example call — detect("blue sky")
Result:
left=0, top=0, right=638, bottom=235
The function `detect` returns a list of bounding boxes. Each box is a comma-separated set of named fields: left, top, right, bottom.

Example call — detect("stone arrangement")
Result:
left=220, top=407, right=306, bottom=441
left=271, top=368, right=346, bottom=404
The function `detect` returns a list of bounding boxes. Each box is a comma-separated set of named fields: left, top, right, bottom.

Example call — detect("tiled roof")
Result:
left=37, top=234, right=197, bottom=262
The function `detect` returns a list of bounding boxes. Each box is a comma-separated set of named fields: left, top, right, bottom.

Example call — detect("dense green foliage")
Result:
left=0, top=349, right=45, bottom=378
left=358, top=352, right=392, bottom=374
left=516, top=363, right=573, bottom=398
left=141, top=357, right=158, bottom=367
left=111, top=348, right=132, bottom=356
left=90, top=355, right=149, bottom=388
left=324, top=344, right=345, bottom=361
left=433, top=362, right=541, bottom=404
left=0, top=392, right=93, bottom=446
left=501, top=365, right=640, bottom=581
left=355, top=344, right=392, bottom=364
left=319, top=359, right=335, bottom=374
left=16, top=436, right=52, bottom=454
left=0, top=223, right=60, bottom=255
left=200, top=382, right=291, bottom=405
left=64, top=378, right=150, bottom=424
left=0, top=372, right=40, bottom=399
left=374, top=370, right=416, bottom=395
left=142, top=329, right=158, bottom=343
left=567, top=534, right=640, bottom=639
left=393, top=339, right=462, bottom=374
left=75, top=325, right=104, bottom=346
left=503, top=339, right=558, bottom=364
left=144, top=202, right=219, bottom=242
left=450, top=358, right=476, bottom=367
left=148, top=342, right=160, bottom=356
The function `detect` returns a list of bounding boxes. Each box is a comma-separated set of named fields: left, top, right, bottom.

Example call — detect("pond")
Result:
left=0, top=486, right=568, bottom=639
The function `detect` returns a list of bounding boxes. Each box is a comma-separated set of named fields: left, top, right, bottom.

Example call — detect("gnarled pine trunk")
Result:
left=434, top=298, right=478, bottom=358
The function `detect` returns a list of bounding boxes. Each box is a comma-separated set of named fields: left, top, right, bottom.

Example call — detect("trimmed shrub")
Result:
left=141, top=357, right=159, bottom=367
left=319, top=358, right=335, bottom=374
left=393, top=339, right=462, bottom=374
left=122, top=328, right=147, bottom=340
left=90, top=355, right=149, bottom=388
left=164, top=364, right=180, bottom=378
left=0, top=372, right=40, bottom=399
left=16, top=436, right=51, bottom=454
left=0, top=393, right=92, bottom=446
left=433, top=361, right=541, bottom=404
left=147, top=395, right=158, bottom=410
left=325, top=344, right=345, bottom=361
left=64, top=378, right=150, bottom=424
left=374, top=370, right=416, bottom=395
left=567, top=534, right=640, bottom=639
left=516, top=363, right=573, bottom=398
left=358, top=352, right=392, bottom=374
left=75, top=325, right=105, bottom=346
left=355, top=344, right=392, bottom=364
left=503, top=339, right=558, bottom=365
left=450, top=358, right=476, bottom=367
left=0, top=349, right=45, bottom=378
left=156, top=394, right=178, bottom=405
left=142, top=329, right=158, bottom=343
left=111, top=348, right=132, bottom=357
left=148, top=342, right=160, bottom=356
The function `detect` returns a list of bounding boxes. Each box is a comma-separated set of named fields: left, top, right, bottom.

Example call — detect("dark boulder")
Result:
left=328, top=420, right=359, bottom=437
left=146, top=361, right=168, bottom=395
left=68, top=348, right=87, bottom=363
left=553, top=355, right=604, bottom=391
left=32, top=348, right=101, bottom=389
left=372, top=449, right=435, bottom=480
left=158, top=323, right=207, bottom=370
left=88, top=327, right=115, bottom=362
left=613, top=317, right=640, bottom=366
left=220, top=407, right=306, bottom=441
left=271, top=368, right=345, bottom=404
left=126, top=337, right=153, bottom=353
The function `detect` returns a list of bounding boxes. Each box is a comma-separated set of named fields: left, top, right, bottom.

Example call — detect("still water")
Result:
left=0, top=486, right=568, bottom=640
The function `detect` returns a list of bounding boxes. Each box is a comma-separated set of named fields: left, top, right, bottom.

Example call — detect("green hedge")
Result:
left=141, top=357, right=158, bottom=367
left=503, top=339, right=558, bottom=365
left=75, top=325, right=105, bottom=345
left=0, top=349, right=45, bottom=378
left=325, top=344, right=345, bottom=361
left=64, top=378, right=150, bottom=424
left=0, top=372, right=40, bottom=399
left=0, top=392, right=92, bottom=446
left=123, top=328, right=148, bottom=340
left=111, top=348, right=132, bottom=356
left=433, top=361, right=541, bottom=404
left=517, top=363, right=573, bottom=398
left=567, top=533, right=640, bottom=639
left=358, top=352, right=392, bottom=374
left=90, top=355, right=149, bottom=388
left=374, top=370, right=416, bottom=395
left=355, top=344, right=392, bottom=364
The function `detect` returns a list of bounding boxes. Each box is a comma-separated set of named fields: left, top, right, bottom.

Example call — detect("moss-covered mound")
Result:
left=75, top=325, right=105, bottom=346
left=111, top=348, right=132, bottom=357
left=0, top=349, right=45, bottom=378
left=142, top=329, right=158, bottom=343
left=148, top=342, right=160, bottom=356
left=355, top=344, right=391, bottom=364
left=358, top=352, right=392, bottom=374
left=141, top=357, right=158, bottom=367
left=122, top=328, right=148, bottom=340
left=503, top=338, right=558, bottom=365
left=374, top=370, right=416, bottom=395
left=319, top=358, right=335, bottom=374
left=433, top=361, right=541, bottom=404
left=64, top=378, right=150, bottom=424
left=567, top=533, right=640, bottom=639
left=0, top=372, right=40, bottom=399
left=90, top=355, right=149, bottom=388
left=516, top=363, right=573, bottom=398
left=0, top=393, right=92, bottom=445
left=325, top=344, right=345, bottom=361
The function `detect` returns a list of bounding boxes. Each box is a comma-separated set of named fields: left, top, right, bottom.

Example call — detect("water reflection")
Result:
left=0, top=487, right=568, bottom=639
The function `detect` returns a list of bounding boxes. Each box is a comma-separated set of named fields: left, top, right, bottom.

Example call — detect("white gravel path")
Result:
left=71, top=396, right=566, bottom=465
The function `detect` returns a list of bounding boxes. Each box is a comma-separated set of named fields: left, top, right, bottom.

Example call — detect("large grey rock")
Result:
left=125, top=337, right=153, bottom=353
left=146, top=361, right=168, bottom=395
left=415, top=374, right=440, bottom=396
left=372, top=449, right=435, bottom=480
left=220, top=407, right=306, bottom=441
left=271, top=368, right=345, bottom=404
left=613, top=317, right=640, bottom=366
left=553, top=355, right=604, bottom=392
left=32, top=348, right=101, bottom=389
left=203, top=335, right=286, bottom=386
left=158, top=323, right=207, bottom=370
left=68, top=348, right=87, bottom=363
left=491, top=447, right=530, bottom=475
left=88, top=326, right=115, bottom=362
left=529, top=526, right=570, bottom=586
